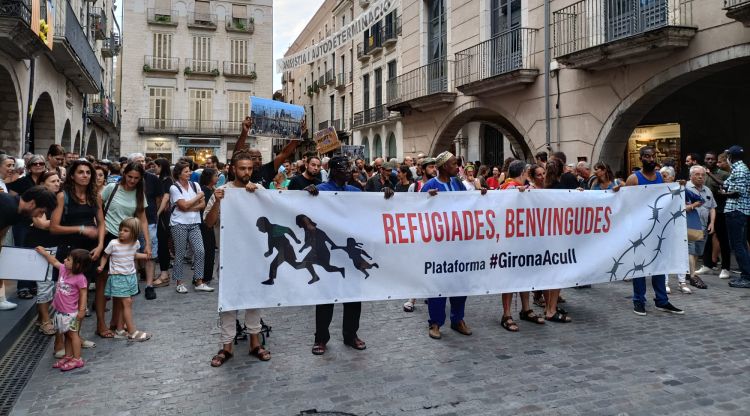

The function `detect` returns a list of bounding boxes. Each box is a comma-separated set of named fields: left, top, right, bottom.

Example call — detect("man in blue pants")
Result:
left=722, top=146, right=750, bottom=288
left=624, top=146, right=684, bottom=316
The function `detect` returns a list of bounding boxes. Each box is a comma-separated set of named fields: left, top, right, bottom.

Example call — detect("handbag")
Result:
left=686, top=208, right=703, bottom=242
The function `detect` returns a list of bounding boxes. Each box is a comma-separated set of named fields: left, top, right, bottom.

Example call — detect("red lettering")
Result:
left=406, top=213, right=418, bottom=243
left=443, top=211, right=451, bottom=241
left=602, top=206, right=612, bottom=233
left=486, top=210, right=496, bottom=239
left=395, top=213, right=408, bottom=244
left=382, top=214, right=396, bottom=244
left=517, top=209, right=525, bottom=237
left=474, top=210, right=485, bottom=240
left=564, top=208, right=574, bottom=235
left=462, top=211, right=475, bottom=240
left=505, top=209, right=515, bottom=238
left=419, top=212, right=433, bottom=243
left=584, top=207, right=595, bottom=234
left=431, top=212, right=444, bottom=242
left=594, top=207, right=603, bottom=233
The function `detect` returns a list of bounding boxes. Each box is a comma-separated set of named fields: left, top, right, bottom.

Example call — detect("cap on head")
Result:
left=420, top=157, right=436, bottom=168
left=726, top=145, right=744, bottom=158
left=435, top=151, right=454, bottom=168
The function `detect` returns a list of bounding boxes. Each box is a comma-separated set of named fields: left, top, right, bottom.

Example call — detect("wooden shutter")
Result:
left=232, top=4, right=246, bottom=18
left=194, top=0, right=209, bottom=15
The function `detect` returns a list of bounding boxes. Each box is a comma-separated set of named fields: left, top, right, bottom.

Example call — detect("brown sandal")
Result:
left=211, top=349, right=233, bottom=367
left=152, top=277, right=170, bottom=288
left=519, top=309, right=545, bottom=325
left=312, top=342, right=327, bottom=355
left=501, top=316, right=519, bottom=332
left=249, top=346, right=271, bottom=361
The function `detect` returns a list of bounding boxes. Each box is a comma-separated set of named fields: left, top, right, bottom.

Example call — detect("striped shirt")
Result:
left=725, top=160, right=750, bottom=215
left=104, top=239, right=140, bottom=275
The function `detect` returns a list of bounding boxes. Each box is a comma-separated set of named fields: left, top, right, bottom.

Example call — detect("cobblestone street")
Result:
left=9, top=269, right=750, bottom=416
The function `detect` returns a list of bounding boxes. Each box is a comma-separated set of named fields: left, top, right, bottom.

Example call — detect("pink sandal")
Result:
left=53, top=356, right=72, bottom=369
left=60, top=358, right=84, bottom=371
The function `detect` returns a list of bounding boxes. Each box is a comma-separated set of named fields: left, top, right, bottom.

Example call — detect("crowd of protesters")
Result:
left=1, top=118, right=748, bottom=369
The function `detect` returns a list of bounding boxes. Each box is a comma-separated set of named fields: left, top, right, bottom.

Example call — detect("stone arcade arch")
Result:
left=73, top=131, right=81, bottom=155
left=593, top=45, right=750, bottom=169
left=0, top=65, right=22, bottom=155
left=62, top=120, right=71, bottom=151
left=31, top=92, right=55, bottom=155
left=86, top=130, right=98, bottom=158
left=429, top=100, right=532, bottom=161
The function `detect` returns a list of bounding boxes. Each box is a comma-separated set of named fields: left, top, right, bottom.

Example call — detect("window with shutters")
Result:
left=229, top=39, right=250, bottom=75
left=188, top=89, right=213, bottom=130
left=149, top=87, right=172, bottom=129
left=194, top=0, right=210, bottom=18
left=227, top=91, right=250, bottom=132
left=152, top=33, right=173, bottom=70
left=192, top=36, right=212, bottom=72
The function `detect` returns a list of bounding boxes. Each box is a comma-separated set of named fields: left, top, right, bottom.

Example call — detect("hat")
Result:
left=420, top=157, right=436, bottom=168
left=435, top=151, right=454, bottom=168
left=726, top=145, right=744, bottom=158
left=328, top=156, right=349, bottom=172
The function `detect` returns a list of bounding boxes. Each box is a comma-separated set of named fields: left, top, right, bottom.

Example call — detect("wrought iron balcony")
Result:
left=87, top=95, right=118, bottom=133
left=357, top=42, right=370, bottom=61
left=725, top=0, right=750, bottom=26
left=0, top=0, right=48, bottom=59
left=367, top=30, right=383, bottom=55
left=318, top=120, right=329, bottom=130
left=147, top=8, right=178, bottom=26
left=185, top=59, right=219, bottom=76
left=353, top=105, right=390, bottom=128
left=226, top=17, right=254, bottom=33
left=89, top=7, right=107, bottom=40
left=138, top=118, right=240, bottom=136
left=382, top=16, right=401, bottom=47
left=313, top=80, right=320, bottom=93
left=101, top=33, right=120, bottom=58
left=386, top=59, right=456, bottom=112
left=188, top=12, right=217, bottom=29
left=455, top=27, right=539, bottom=97
left=52, top=0, right=101, bottom=93
left=319, top=75, right=327, bottom=89
left=222, top=61, right=256, bottom=79
left=552, top=0, right=696, bottom=70
left=335, top=72, right=347, bottom=90
left=143, top=56, right=179, bottom=73
left=325, top=69, right=335, bottom=85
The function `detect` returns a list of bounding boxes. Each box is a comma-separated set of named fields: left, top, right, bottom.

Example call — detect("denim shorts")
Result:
left=105, top=273, right=138, bottom=298
left=137, top=223, right=158, bottom=259
left=689, top=236, right=706, bottom=256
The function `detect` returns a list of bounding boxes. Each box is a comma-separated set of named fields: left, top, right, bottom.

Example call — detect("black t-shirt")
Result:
left=287, top=174, right=321, bottom=191
left=0, top=193, right=23, bottom=230
left=7, top=175, right=35, bottom=195
left=395, top=182, right=412, bottom=192
left=250, top=161, right=277, bottom=188
left=560, top=172, right=579, bottom=190
left=144, top=172, right=164, bottom=225
left=24, top=207, right=58, bottom=248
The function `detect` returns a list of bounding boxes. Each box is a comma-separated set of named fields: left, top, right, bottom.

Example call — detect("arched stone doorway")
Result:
left=386, top=132, right=397, bottom=160
left=362, top=136, right=370, bottom=162
left=62, top=120, right=71, bottom=151
left=430, top=100, right=532, bottom=161
left=73, top=131, right=81, bottom=155
left=31, top=92, right=55, bottom=155
left=594, top=45, right=750, bottom=170
left=86, top=130, right=98, bottom=158
left=373, top=134, right=382, bottom=159
left=0, top=65, right=23, bottom=155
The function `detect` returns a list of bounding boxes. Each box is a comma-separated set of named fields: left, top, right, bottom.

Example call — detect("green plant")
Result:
left=143, top=64, right=152, bottom=72
left=211, top=68, right=220, bottom=76
left=249, top=71, right=257, bottom=80
left=155, top=14, right=171, bottom=23
left=235, top=19, right=245, bottom=30
left=184, top=67, right=193, bottom=75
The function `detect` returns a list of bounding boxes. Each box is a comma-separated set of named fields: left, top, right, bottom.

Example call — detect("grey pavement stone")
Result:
left=7, top=265, right=750, bottom=415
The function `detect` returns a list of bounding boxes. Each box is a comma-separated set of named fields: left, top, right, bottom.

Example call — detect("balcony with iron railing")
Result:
left=367, top=30, right=383, bottom=55
left=0, top=0, right=49, bottom=59
left=87, top=95, right=118, bottom=133
left=185, top=59, right=219, bottom=76
left=222, top=61, right=256, bottom=79
left=101, top=33, right=121, bottom=57
left=382, top=16, right=401, bottom=47
left=724, top=0, right=750, bottom=26
left=147, top=8, right=178, bottom=26
left=352, top=105, right=391, bottom=128
left=138, top=118, right=242, bottom=136
left=52, top=0, right=101, bottom=93
left=89, top=7, right=107, bottom=40
left=357, top=42, right=370, bottom=61
left=455, top=27, right=539, bottom=97
left=335, top=72, right=347, bottom=90
left=386, top=59, right=456, bottom=112
left=143, top=56, right=179, bottom=73
left=188, top=12, right=217, bottom=29
left=318, top=120, right=329, bottom=131
left=319, top=75, right=327, bottom=89
left=325, top=69, right=335, bottom=85
left=226, top=17, right=254, bottom=33
left=552, top=0, right=696, bottom=70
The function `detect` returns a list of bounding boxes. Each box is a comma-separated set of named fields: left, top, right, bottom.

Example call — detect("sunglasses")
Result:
left=31, top=162, right=46, bottom=167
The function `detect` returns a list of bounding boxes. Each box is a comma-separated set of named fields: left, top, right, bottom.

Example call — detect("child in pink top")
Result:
left=36, top=246, right=91, bottom=371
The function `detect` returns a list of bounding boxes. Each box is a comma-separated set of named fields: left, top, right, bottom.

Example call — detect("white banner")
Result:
left=218, top=184, right=689, bottom=311
left=276, top=0, right=396, bottom=73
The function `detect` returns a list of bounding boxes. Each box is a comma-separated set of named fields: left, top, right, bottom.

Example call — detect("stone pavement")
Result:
left=9, top=269, right=750, bottom=416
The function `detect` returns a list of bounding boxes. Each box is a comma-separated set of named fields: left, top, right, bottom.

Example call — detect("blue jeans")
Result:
left=427, top=296, right=466, bottom=327
left=726, top=211, right=750, bottom=279
left=632, top=275, right=668, bottom=307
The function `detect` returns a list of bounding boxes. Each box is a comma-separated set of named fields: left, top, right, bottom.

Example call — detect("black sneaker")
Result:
left=633, top=304, right=646, bottom=316
left=145, top=286, right=156, bottom=300
left=729, top=278, right=750, bottom=288
left=655, top=302, right=684, bottom=314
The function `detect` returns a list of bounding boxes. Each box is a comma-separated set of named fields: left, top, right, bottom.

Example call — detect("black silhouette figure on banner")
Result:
left=335, top=238, right=379, bottom=279
left=296, top=214, right=346, bottom=284
left=256, top=217, right=303, bottom=285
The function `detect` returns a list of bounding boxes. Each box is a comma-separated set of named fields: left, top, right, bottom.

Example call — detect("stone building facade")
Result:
left=119, top=0, right=273, bottom=164
left=285, top=0, right=750, bottom=173
left=0, top=0, right=121, bottom=159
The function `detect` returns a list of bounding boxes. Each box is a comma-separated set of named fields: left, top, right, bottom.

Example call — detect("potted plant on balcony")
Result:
left=211, top=68, right=220, bottom=76
left=184, top=67, right=193, bottom=75
left=249, top=71, right=257, bottom=80
left=143, top=64, right=153, bottom=72
left=307, top=86, right=313, bottom=96
left=155, top=14, right=172, bottom=23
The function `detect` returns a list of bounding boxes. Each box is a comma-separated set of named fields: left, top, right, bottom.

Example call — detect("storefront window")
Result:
left=626, top=123, right=681, bottom=173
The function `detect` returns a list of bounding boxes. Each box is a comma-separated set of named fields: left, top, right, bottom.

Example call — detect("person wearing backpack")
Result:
left=169, top=161, right=211, bottom=294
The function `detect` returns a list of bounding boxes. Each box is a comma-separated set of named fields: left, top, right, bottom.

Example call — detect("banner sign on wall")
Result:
left=276, top=0, right=396, bottom=73
left=218, top=184, right=688, bottom=311
left=314, top=127, right=341, bottom=154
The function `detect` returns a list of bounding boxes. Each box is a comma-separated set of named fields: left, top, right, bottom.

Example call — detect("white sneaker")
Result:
left=695, top=266, right=712, bottom=275
left=666, top=285, right=671, bottom=294
left=679, top=283, right=692, bottom=294
left=0, top=299, right=17, bottom=311
left=719, top=269, right=731, bottom=279
left=175, top=284, right=188, bottom=294
left=194, top=283, right=214, bottom=292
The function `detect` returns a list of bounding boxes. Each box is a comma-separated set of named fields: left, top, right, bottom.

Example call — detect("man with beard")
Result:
left=204, top=149, right=271, bottom=366
left=287, top=156, right=322, bottom=190
left=624, top=146, right=684, bottom=316
left=701, top=151, right=731, bottom=278
left=408, top=157, right=436, bottom=192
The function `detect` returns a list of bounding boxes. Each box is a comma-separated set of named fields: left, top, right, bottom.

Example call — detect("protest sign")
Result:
left=249, top=96, right=305, bottom=139
left=218, top=184, right=689, bottom=311
left=314, top=127, right=341, bottom=154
